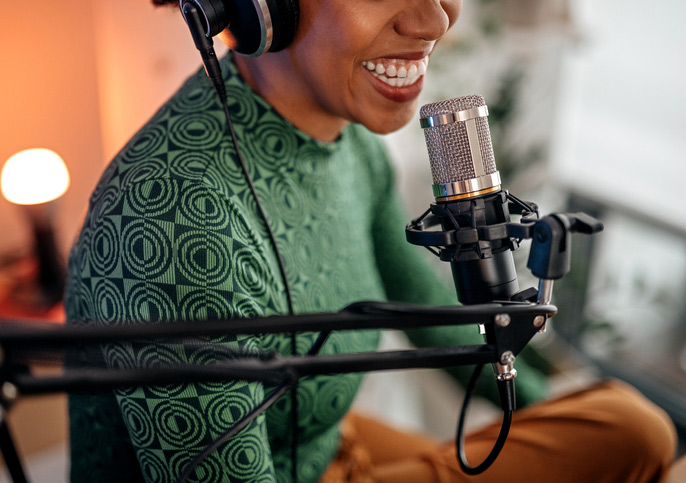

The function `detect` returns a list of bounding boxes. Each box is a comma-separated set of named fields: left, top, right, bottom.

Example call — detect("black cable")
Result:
left=218, top=99, right=295, bottom=316
left=220, top=86, right=300, bottom=482
left=178, top=7, right=300, bottom=474
left=455, top=364, right=513, bottom=475
left=306, top=331, right=331, bottom=356
left=348, top=301, right=516, bottom=473
left=197, top=45, right=299, bottom=481
left=176, top=380, right=293, bottom=483
left=290, top=332, right=299, bottom=482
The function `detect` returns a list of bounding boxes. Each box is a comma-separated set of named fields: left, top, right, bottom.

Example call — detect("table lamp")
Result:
left=1, top=148, right=70, bottom=308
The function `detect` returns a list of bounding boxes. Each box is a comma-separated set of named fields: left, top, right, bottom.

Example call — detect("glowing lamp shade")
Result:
left=1, top=148, right=70, bottom=205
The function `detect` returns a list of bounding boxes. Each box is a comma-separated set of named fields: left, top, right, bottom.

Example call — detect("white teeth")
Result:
left=418, top=62, right=426, bottom=76
left=363, top=57, right=429, bottom=88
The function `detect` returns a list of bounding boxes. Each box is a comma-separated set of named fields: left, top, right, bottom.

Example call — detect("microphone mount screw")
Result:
left=500, top=351, right=516, bottom=366
left=533, top=315, right=546, bottom=327
left=1, top=382, right=18, bottom=404
left=495, top=314, right=511, bottom=327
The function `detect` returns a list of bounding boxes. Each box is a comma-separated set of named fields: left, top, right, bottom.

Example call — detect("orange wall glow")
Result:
left=0, top=0, right=103, bottom=256
left=0, top=0, right=208, bottom=258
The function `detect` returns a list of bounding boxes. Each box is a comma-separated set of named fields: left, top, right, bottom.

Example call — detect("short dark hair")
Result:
left=152, top=0, right=178, bottom=6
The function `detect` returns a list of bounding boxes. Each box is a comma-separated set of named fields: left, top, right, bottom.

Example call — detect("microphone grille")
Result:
left=419, top=95, right=497, bottom=187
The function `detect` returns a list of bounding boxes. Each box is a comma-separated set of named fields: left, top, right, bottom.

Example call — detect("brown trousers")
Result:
left=320, top=380, right=677, bottom=483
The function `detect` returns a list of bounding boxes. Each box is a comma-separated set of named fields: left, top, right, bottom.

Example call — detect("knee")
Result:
left=596, top=380, right=677, bottom=479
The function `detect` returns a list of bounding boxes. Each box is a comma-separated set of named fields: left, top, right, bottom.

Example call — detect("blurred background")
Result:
left=0, top=0, right=684, bottom=480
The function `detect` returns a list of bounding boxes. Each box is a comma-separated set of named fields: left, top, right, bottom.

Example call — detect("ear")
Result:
left=216, top=29, right=238, bottom=50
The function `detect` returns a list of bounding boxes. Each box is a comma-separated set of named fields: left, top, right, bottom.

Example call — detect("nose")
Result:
left=394, top=0, right=462, bottom=41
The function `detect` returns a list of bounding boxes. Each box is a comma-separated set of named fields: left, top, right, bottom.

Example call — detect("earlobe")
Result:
left=217, top=29, right=238, bottom=50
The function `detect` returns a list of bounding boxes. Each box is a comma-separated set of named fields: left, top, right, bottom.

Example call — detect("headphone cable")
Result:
left=182, top=20, right=300, bottom=476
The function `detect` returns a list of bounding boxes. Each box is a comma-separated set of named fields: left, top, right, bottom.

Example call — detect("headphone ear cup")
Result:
left=184, top=0, right=300, bottom=56
left=185, top=0, right=229, bottom=37
left=267, top=0, right=299, bottom=52
left=226, top=0, right=299, bottom=56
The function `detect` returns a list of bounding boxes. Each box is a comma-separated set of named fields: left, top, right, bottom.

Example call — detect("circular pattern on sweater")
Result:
left=179, top=289, right=233, bottom=321
left=204, top=390, right=255, bottom=429
left=135, top=344, right=190, bottom=400
left=169, top=451, right=223, bottom=483
left=93, top=279, right=125, bottom=323
left=226, top=85, right=260, bottom=130
left=173, top=83, right=217, bottom=114
left=121, top=398, right=156, bottom=448
left=102, top=343, right=136, bottom=370
left=136, top=343, right=185, bottom=369
left=268, top=175, right=305, bottom=227
left=122, top=123, right=167, bottom=163
left=127, top=283, right=176, bottom=322
left=137, top=450, right=168, bottom=483
left=169, top=112, right=223, bottom=150
left=153, top=399, right=206, bottom=448
left=294, top=143, right=336, bottom=177
left=90, top=186, right=120, bottom=228
left=126, top=178, right=179, bottom=217
left=120, top=157, right=167, bottom=190
left=313, top=375, right=360, bottom=425
left=247, top=117, right=298, bottom=171
left=232, top=247, right=269, bottom=298
left=169, top=150, right=211, bottom=179
left=121, top=220, right=172, bottom=280
left=214, top=142, right=247, bottom=188
left=233, top=294, right=265, bottom=318
left=175, top=230, right=231, bottom=286
left=90, top=161, right=118, bottom=201
left=301, top=177, right=328, bottom=207
left=291, top=227, right=317, bottom=275
left=66, top=279, right=94, bottom=321
left=90, top=218, right=119, bottom=275
left=220, top=432, right=269, bottom=478
left=179, top=185, right=230, bottom=230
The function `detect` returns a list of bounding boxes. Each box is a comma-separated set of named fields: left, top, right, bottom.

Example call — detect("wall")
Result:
left=0, top=0, right=103, bottom=257
left=0, top=0, right=207, bottom=260
left=91, top=0, right=211, bottom=163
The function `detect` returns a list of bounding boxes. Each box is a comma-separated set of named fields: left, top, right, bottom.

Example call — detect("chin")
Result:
left=358, top=109, right=417, bottom=135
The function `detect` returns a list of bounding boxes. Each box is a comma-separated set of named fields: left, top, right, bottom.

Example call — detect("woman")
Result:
left=65, top=0, right=676, bottom=481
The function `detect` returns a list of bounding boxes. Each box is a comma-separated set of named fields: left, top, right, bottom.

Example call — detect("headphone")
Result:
left=179, top=0, right=300, bottom=57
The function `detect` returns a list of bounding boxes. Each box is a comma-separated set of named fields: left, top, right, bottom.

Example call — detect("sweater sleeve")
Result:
left=68, top=177, right=282, bottom=482
left=369, top=150, right=549, bottom=407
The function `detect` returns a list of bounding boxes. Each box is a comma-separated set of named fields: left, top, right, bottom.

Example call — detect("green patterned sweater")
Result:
left=65, top=53, right=547, bottom=482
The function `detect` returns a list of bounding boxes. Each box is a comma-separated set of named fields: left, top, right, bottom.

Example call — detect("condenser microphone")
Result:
left=418, top=95, right=519, bottom=304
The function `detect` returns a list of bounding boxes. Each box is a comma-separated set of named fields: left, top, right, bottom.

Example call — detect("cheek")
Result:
left=297, top=2, right=382, bottom=59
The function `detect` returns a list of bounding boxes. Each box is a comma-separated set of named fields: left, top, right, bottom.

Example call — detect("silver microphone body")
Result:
left=419, top=95, right=519, bottom=304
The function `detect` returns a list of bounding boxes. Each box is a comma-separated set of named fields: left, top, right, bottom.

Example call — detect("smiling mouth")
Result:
left=362, top=57, right=429, bottom=87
